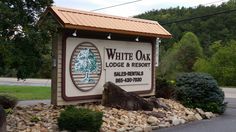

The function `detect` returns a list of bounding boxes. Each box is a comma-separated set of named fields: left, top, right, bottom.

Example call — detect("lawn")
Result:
left=0, top=85, right=50, bottom=100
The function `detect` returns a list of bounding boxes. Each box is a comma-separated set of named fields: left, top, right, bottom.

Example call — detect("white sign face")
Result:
left=64, top=37, right=154, bottom=100
left=104, top=46, right=152, bottom=86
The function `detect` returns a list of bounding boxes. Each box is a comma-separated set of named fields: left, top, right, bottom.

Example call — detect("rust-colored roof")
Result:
left=45, top=6, right=171, bottom=38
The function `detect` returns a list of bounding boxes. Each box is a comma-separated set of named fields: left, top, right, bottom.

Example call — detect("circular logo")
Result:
left=70, top=42, right=102, bottom=92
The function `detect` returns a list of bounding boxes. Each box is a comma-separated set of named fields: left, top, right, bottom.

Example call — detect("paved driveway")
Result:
left=0, top=77, right=50, bottom=86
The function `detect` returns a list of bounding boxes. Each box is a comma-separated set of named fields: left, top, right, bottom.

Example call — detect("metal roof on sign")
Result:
left=44, top=6, right=172, bottom=38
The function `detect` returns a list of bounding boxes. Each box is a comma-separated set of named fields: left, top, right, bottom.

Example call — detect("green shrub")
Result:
left=30, top=116, right=40, bottom=122
left=175, top=72, right=226, bottom=114
left=0, top=94, right=18, bottom=109
left=4, top=108, right=14, bottom=115
left=57, top=106, right=103, bottom=132
left=155, top=77, right=175, bottom=99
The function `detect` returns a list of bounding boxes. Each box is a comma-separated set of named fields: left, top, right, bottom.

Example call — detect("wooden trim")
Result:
left=51, top=33, right=60, bottom=105
left=61, top=30, right=156, bottom=102
left=65, top=24, right=171, bottom=38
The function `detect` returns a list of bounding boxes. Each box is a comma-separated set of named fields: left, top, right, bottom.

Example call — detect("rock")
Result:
left=179, top=119, right=186, bottom=124
left=6, top=97, right=208, bottom=132
left=195, top=113, right=203, bottom=120
left=117, top=127, right=126, bottom=132
left=0, top=106, right=6, bottom=132
left=143, top=126, right=152, bottom=132
left=97, top=105, right=105, bottom=110
left=186, top=114, right=196, bottom=121
left=185, top=109, right=194, bottom=115
left=118, top=119, right=127, bottom=125
left=196, top=108, right=206, bottom=118
left=205, top=112, right=214, bottom=119
left=151, top=125, right=159, bottom=130
left=144, top=111, right=166, bottom=118
left=159, top=122, right=170, bottom=128
left=102, top=82, right=153, bottom=111
left=133, top=126, right=143, bottom=132
left=171, top=117, right=181, bottom=126
left=148, top=97, right=171, bottom=110
left=147, top=116, right=159, bottom=125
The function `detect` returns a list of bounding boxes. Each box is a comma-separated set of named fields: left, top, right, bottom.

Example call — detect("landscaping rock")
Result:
left=170, top=116, right=185, bottom=126
left=205, top=112, right=214, bottom=119
left=117, top=127, right=126, bottom=132
left=6, top=97, right=217, bottom=132
left=102, top=82, right=153, bottom=111
left=185, top=109, right=195, bottom=115
left=148, top=97, right=171, bottom=110
left=133, top=126, right=143, bottom=132
left=196, top=108, right=206, bottom=118
left=195, top=113, right=203, bottom=120
left=147, top=116, right=159, bottom=125
left=143, top=126, right=152, bottom=132
left=143, top=111, right=166, bottom=118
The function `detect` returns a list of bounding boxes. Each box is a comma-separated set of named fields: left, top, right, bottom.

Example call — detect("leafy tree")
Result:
left=159, top=32, right=203, bottom=79
left=0, top=0, right=54, bottom=79
left=135, top=0, right=236, bottom=55
left=194, top=40, right=236, bottom=86
left=175, top=32, right=203, bottom=71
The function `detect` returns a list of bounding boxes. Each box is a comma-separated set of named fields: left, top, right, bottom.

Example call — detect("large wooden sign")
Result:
left=62, top=37, right=155, bottom=101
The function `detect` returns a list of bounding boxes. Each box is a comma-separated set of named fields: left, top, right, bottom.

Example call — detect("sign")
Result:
left=104, top=47, right=152, bottom=86
left=64, top=38, right=154, bottom=100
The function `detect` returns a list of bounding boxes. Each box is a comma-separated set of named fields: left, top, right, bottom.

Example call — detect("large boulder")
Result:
left=102, top=82, right=153, bottom=111
left=0, top=106, right=6, bottom=132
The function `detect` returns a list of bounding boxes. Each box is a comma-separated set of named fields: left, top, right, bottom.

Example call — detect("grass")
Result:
left=0, top=85, right=50, bottom=100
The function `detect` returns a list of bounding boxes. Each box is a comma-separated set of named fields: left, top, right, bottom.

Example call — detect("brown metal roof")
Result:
left=45, top=6, right=171, bottom=38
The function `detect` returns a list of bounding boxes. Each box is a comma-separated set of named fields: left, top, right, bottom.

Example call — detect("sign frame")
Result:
left=59, top=31, right=157, bottom=102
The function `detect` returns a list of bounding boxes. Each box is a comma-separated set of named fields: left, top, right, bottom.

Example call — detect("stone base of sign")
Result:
left=0, top=106, right=6, bottom=132
left=102, top=82, right=153, bottom=111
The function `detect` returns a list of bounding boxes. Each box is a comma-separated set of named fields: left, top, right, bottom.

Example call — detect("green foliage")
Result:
left=135, top=0, right=236, bottom=53
left=175, top=72, right=226, bottom=114
left=30, top=116, right=41, bottom=123
left=0, top=85, right=50, bottom=100
left=135, top=1, right=236, bottom=86
left=0, top=94, right=18, bottom=109
left=159, top=32, right=203, bottom=79
left=58, top=106, right=103, bottom=132
left=194, top=40, right=236, bottom=86
left=0, top=0, right=54, bottom=79
left=4, top=108, right=13, bottom=115
left=175, top=32, right=203, bottom=71
left=155, top=77, right=175, bottom=99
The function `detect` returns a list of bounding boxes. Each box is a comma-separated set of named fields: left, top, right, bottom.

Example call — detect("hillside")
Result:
left=135, top=0, right=236, bottom=54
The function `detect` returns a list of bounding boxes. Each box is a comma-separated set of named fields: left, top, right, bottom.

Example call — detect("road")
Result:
left=0, top=77, right=50, bottom=86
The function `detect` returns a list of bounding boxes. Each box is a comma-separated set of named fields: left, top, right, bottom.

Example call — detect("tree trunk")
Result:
left=102, top=82, right=153, bottom=111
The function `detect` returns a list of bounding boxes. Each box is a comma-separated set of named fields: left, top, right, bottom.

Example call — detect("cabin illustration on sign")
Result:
left=40, top=6, right=171, bottom=105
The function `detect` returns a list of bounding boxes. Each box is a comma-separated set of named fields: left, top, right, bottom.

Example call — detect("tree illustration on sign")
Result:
left=74, top=48, right=98, bottom=83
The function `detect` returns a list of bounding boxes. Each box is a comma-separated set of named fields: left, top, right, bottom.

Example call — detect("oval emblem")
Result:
left=70, top=42, right=102, bottom=92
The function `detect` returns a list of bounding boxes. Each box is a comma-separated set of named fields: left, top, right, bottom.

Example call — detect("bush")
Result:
left=4, top=108, right=14, bottom=115
left=155, top=77, right=175, bottom=99
left=58, top=106, right=103, bottom=132
left=0, top=94, right=18, bottom=109
left=175, top=72, right=226, bottom=114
